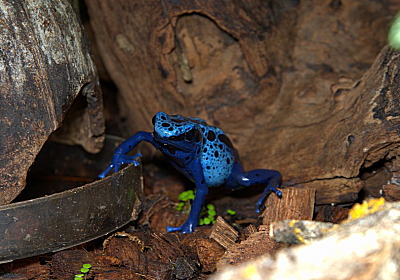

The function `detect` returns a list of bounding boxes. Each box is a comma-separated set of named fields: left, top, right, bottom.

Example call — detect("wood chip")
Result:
left=261, top=187, right=316, bottom=225
left=241, top=224, right=257, bottom=241
left=383, top=184, right=400, bottom=201
left=209, top=216, right=239, bottom=249
left=314, top=205, right=349, bottom=223
left=216, top=225, right=280, bottom=270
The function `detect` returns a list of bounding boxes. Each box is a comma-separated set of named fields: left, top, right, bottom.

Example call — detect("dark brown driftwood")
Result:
left=86, top=0, right=400, bottom=205
left=0, top=1, right=104, bottom=205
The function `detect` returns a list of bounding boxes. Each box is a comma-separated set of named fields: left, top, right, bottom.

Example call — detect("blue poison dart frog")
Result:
left=99, top=112, right=282, bottom=233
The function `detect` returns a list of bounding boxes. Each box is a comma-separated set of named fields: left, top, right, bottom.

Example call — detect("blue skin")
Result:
left=99, top=112, right=282, bottom=233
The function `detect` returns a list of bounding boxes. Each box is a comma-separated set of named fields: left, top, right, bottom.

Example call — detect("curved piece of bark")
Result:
left=0, top=0, right=104, bottom=205
left=86, top=0, right=400, bottom=203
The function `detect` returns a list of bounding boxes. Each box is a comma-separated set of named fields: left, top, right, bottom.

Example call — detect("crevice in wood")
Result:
left=287, top=150, right=398, bottom=187
left=286, top=175, right=359, bottom=187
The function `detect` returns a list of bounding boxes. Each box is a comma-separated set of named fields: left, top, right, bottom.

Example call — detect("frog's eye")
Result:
left=169, top=134, right=185, bottom=141
left=185, top=129, right=201, bottom=142
left=185, top=129, right=195, bottom=141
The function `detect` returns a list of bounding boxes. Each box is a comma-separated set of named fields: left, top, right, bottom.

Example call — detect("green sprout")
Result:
left=226, top=209, right=236, bottom=216
left=388, top=12, right=400, bottom=50
left=74, top=263, right=92, bottom=279
left=178, top=190, right=195, bottom=201
left=176, top=191, right=217, bottom=225
left=176, top=201, right=185, bottom=211
left=199, top=203, right=217, bottom=225
left=176, top=190, right=195, bottom=212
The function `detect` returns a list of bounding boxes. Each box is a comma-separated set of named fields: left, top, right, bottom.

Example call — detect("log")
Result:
left=0, top=0, right=104, bottom=205
left=86, top=0, right=400, bottom=205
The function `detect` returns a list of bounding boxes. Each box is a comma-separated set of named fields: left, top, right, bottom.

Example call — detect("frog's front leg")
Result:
left=225, top=162, right=282, bottom=213
left=167, top=162, right=208, bottom=233
left=99, top=132, right=154, bottom=178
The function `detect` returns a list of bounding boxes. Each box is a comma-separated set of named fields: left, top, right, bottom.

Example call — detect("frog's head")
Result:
left=152, top=112, right=203, bottom=156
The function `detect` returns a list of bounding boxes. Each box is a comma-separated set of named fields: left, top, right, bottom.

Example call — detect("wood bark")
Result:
left=209, top=216, right=239, bottom=250
left=86, top=0, right=400, bottom=204
left=214, top=188, right=315, bottom=269
left=216, top=225, right=281, bottom=269
left=0, top=0, right=104, bottom=205
left=261, top=187, right=315, bottom=225
left=212, top=201, right=400, bottom=280
left=102, top=228, right=225, bottom=278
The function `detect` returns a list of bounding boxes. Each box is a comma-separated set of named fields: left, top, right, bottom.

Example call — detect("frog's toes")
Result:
left=255, top=185, right=282, bottom=213
left=119, top=153, right=142, bottom=166
left=166, top=224, right=195, bottom=233
left=166, top=226, right=183, bottom=233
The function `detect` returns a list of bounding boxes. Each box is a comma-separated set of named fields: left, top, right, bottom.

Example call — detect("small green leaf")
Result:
left=207, top=210, right=216, bottom=217
left=199, top=219, right=204, bottom=225
left=74, top=277, right=82, bottom=280
left=74, top=274, right=84, bottom=278
left=179, top=190, right=195, bottom=201
left=176, top=202, right=185, bottom=211
left=203, top=217, right=211, bottom=225
left=389, top=13, right=400, bottom=49
left=82, top=264, right=92, bottom=269
left=187, top=192, right=195, bottom=200
left=80, top=268, right=90, bottom=274
left=226, top=209, right=236, bottom=215
left=178, top=192, right=187, bottom=201
left=206, top=204, right=215, bottom=210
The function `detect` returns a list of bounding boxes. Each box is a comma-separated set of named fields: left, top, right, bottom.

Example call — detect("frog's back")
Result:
left=200, top=125, right=235, bottom=187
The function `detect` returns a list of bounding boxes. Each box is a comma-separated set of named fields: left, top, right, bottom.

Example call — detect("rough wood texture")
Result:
left=209, top=216, right=239, bottom=249
left=138, top=195, right=189, bottom=233
left=216, top=225, right=281, bottom=270
left=181, top=230, right=226, bottom=273
left=103, top=231, right=200, bottom=279
left=261, top=187, right=315, bottom=225
left=314, top=205, right=349, bottom=223
left=102, top=228, right=224, bottom=278
left=86, top=0, right=400, bottom=204
left=1, top=257, right=50, bottom=280
left=0, top=0, right=104, bottom=205
left=383, top=184, right=400, bottom=202
left=213, top=201, right=400, bottom=280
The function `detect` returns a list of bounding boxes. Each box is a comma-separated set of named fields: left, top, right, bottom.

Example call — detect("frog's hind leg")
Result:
left=225, top=162, right=282, bottom=212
